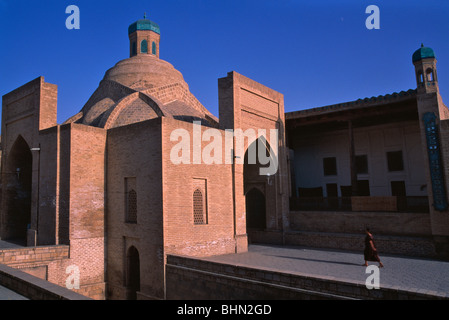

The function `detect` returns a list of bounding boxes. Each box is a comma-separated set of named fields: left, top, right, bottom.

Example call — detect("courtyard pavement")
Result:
left=0, top=240, right=29, bottom=300
left=1, top=240, right=448, bottom=299
left=202, top=244, right=449, bottom=298
left=0, top=285, right=28, bottom=300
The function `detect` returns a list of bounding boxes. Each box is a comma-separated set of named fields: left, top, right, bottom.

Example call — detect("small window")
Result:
left=126, top=189, right=137, bottom=223
left=391, top=181, right=406, bottom=197
left=356, top=180, right=370, bottom=196
left=326, top=183, right=338, bottom=197
left=355, top=155, right=368, bottom=174
left=387, top=151, right=404, bottom=172
left=323, top=157, right=337, bottom=176
left=152, top=42, right=157, bottom=55
left=426, top=68, right=434, bottom=81
left=193, top=189, right=206, bottom=225
left=141, top=40, right=148, bottom=53
left=417, top=72, right=424, bottom=84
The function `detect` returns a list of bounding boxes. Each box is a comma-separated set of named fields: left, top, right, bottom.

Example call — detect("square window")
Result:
left=387, top=151, right=404, bottom=172
left=326, top=183, right=338, bottom=197
left=323, top=157, right=337, bottom=176
left=355, top=155, right=368, bottom=174
left=356, top=180, right=370, bottom=196
left=391, top=181, right=406, bottom=197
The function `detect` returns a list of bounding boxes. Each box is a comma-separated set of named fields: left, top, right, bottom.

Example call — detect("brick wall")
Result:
left=0, top=263, right=91, bottom=300
left=290, top=210, right=432, bottom=237
left=218, top=71, right=290, bottom=248
left=247, top=229, right=437, bottom=258
left=0, top=245, right=69, bottom=266
left=106, top=118, right=164, bottom=300
left=1, top=77, right=57, bottom=241
left=162, top=117, right=236, bottom=258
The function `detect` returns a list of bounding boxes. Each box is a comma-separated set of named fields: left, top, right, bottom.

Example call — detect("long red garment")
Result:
left=364, top=234, right=380, bottom=262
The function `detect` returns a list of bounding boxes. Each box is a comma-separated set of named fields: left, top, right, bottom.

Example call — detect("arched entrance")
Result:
left=4, top=136, right=32, bottom=243
left=245, top=188, right=266, bottom=230
left=126, top=246, right=140, bottom=300
left=244, top=137, right=275, bottom=232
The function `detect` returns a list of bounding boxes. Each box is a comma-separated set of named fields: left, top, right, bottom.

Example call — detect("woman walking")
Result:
left=363, top=228, right=384, bottom=268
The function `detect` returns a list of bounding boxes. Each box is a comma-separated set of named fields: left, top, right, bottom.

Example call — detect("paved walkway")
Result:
left=0, top=285, right=28, bottom=300
left=0, top=240, right=28, bottom=300
left=202, top=244, right=449, bottom=297
left=0, top=240, right=24, bottom=250
left=1, top=240, right=448, bottom=299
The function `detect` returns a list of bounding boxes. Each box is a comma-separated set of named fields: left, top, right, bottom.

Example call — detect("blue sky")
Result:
left=1, top=0, right=448, bottom=124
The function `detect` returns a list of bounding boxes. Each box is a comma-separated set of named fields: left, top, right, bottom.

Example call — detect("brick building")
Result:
left=1, top=16, right=448, bottom=300
left=285, top=44, right=449, bottom=258
left=0, top=16, right=289, bottom=299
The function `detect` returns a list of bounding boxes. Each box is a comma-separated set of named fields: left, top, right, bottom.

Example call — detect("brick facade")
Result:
left=1, top=21, right=449, bottom=302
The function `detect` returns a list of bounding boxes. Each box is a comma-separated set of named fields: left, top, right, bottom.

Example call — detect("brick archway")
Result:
left=126, top=246, right=140, bottom=300
left=3, top=135, right=32, bottom=243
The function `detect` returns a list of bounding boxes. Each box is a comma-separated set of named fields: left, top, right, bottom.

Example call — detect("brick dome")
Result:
left=64, top=54, right=218, bottom=129
left=102, top=54, right=188, bottom=90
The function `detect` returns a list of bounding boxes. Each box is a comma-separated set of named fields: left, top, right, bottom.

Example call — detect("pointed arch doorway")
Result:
left=126, top=246, right=140, bottom=300
left=245, top=188, right=266, bottom=230
left=244, top=136, right=276, bottom=233
left=4, top=135, right=33, bottom=243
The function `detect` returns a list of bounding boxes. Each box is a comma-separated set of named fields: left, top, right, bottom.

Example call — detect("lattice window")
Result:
left=141, top=40, right=148, bottom=53
left=126, top=189, right=137, bottom=223
left=193, top=189, right=205, bottom=225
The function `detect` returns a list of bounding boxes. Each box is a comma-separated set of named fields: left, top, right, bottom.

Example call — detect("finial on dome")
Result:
left=421, top=43, right=424, bottom=48
left=144, top=12, right=147, bottom=19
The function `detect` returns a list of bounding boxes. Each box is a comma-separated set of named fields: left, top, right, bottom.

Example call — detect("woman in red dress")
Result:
left=363, top=228, right=384, bottom=268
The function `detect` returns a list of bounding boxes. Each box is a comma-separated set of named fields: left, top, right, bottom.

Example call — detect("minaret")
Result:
left=413, top=44, right=438, bottom=94
left=128, top=13, right=160, bottom=58
left=413, top=44, right=449, bottom=259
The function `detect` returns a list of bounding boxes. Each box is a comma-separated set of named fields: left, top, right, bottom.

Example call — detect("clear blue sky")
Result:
left=1, top=0, right=448, bottom=124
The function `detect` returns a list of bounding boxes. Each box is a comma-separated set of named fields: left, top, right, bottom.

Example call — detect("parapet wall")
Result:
left=0, top=263, right=91, bottom=300
left=165, top=254, right=448, bottom=300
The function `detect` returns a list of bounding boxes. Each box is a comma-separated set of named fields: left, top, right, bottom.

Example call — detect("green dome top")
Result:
left=128, top=17, right=160, bottom=35
left=412, top=44, right=435, bottom=63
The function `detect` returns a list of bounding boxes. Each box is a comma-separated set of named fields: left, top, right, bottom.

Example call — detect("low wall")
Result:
left=0, top=244, right=105, bottom=299
left=247, top=229, right=437, bottom=259
left=290, top=211, right=432, bottom=236
left=165, top=255, right=447, bottom=300
left=0, top=263, right=91, bottom=300
left=351, top=196, right=397, bottom=212
left=0, top=245, right=70, bottom=266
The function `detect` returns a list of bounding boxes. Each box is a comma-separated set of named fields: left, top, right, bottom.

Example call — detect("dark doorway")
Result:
left=357, top=180, right=371, bottom=196
left=126, top=246, right=140, bottom=300
left=5, top=136, right=32, bottom=243
left=245, top=188, right=266, bottom=230
left=391, top=181, right=406, bottom=197
left=243, top=137, right=275, bottom=232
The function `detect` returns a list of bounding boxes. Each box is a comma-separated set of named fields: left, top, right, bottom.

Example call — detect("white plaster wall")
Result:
left=292, top=121, right=427, bottom=197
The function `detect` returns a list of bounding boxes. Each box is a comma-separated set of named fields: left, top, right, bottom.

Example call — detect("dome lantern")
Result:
left=128, top=14, right=160, bottom=58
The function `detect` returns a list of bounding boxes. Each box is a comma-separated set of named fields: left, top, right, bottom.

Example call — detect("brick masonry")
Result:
left=1, top=30, right=449, bottom=301
left=165, top=254, right=448, bottom=300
